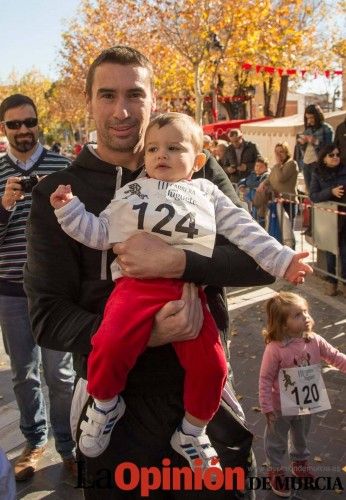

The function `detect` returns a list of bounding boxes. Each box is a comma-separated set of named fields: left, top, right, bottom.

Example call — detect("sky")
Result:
left=0, top=0, right=81, bottom=83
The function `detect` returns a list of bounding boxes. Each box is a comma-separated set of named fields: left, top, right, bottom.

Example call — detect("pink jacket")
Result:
left=259, top=333, right=346, bottom=414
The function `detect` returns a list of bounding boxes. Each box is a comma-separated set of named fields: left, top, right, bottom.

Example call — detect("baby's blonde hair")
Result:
left=262, top=291, right=309, bottom=344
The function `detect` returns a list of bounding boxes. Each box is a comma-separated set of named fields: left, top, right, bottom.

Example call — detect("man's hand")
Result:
left=1, top=176, right=24, bottom=210
left=225, top=166, right=237, bottom=175
left=284, top=252, right=313, bottom=285
left=113, top=232, right=186, bottom=279
left=238, top=163, right=247, bottom=172
left=50, top=185, right=74, bottom=209
left=148, top=283, right=203, bottom=346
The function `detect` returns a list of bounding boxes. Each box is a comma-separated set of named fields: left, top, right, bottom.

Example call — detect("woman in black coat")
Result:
left=310, top=144, right=346, bottom=296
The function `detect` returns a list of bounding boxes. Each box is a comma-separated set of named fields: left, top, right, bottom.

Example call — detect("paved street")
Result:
left=0, top=266, right=345, bottom=498
left=228, top=273, right=345, bottom=499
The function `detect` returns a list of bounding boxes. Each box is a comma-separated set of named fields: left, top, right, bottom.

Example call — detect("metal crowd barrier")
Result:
left=232, top=183, right=346, bottom=284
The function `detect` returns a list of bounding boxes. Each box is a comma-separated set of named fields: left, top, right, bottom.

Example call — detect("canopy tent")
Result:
left=240, top=111, right=345, bottom=166
left=202, top=117, right=270, bottom=139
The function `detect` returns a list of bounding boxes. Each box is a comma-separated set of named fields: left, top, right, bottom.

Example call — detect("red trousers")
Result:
left=87, top=278, right=228, bottom=421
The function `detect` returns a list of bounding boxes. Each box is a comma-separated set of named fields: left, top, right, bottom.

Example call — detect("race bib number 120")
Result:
left=279, top=364, right=331, bottom=416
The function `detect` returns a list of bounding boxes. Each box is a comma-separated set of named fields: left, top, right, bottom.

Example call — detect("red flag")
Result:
left=242, top=62, right=252, bottom=71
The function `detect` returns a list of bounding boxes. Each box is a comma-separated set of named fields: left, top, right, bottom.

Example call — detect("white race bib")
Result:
left=108, top=179, right=216, bottom=257
left=279, top=364, right=331, bottom=416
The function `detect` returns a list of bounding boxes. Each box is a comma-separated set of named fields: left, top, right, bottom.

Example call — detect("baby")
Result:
left=50, top=112, right=312, bottom=472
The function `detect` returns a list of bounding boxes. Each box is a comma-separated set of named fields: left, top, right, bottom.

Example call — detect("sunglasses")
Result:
left=1, top=118, right=38, bottom=130
left=327, top=153, right=340, bottom=158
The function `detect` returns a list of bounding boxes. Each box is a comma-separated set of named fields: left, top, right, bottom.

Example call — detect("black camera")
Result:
left=19, top=174, right=39, bottom=193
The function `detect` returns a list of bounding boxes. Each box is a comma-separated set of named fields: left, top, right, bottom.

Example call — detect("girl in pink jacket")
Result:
left=259, top=291, right=346, bottom=497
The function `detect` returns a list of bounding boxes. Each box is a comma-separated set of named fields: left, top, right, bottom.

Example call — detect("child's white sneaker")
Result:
left=170, top=428, right=221, bottom=472
left=79, top=396, right=126, bottom=457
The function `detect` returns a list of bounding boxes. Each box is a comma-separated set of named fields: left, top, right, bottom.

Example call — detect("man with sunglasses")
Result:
left=0, top=94, right=76, bottom=481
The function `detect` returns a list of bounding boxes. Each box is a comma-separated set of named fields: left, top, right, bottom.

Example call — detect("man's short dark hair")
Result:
left=0, top=94, right=37, bottom=121
left=85, top=46, right=154, bottom=98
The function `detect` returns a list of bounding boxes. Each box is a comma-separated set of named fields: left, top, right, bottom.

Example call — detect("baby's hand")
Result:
left=284, top=252, right=313, bottom=285
left=50, top=184, right=73, bottom=209
left=265, top=412, right=276, bottom=428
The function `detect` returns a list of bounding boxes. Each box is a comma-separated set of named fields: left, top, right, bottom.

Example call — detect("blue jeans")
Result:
left=0, top=295, right=75, bottom=457
left=302, top=162, right=317, bottom=194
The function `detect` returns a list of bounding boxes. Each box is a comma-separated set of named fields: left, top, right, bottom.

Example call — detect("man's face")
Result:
left=87, top=63, right=155, bottom=156
left=0, top=104, right=38, bottom=153
left=229, top=133, right=243, bottom=148
left=305, top=113, right=315, bottom=127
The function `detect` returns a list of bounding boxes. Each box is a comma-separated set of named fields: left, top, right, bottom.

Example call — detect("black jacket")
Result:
left=24, top=146, right=273, bottom=383
left=224, top=140, right=260, bottom=183
left=335, top=119, right=346, bottom=167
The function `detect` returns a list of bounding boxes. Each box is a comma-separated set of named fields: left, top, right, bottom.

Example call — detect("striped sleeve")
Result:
left=0, top=152, right=69, bottom=283
left=55, top=197, right=112, bottom=250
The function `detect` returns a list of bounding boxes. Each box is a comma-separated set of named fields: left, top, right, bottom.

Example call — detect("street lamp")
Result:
left=245, top=85, right=256, bottom=119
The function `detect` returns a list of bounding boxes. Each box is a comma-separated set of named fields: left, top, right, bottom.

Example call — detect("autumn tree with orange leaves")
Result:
left=2, top=0, right=343, bottom=137
left=58, top=0, right=344, bottom=124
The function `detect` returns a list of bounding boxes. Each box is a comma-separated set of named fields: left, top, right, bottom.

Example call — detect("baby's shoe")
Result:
left=79, top=396, right=125, bottom=457
left=170, top=427, right=221, bottom=474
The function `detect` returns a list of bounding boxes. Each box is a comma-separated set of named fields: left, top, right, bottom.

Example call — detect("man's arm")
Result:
left=25, top=178, right=203, bottom=355
left=188, top=153, right=275, bottom=285
left=24, top=181, right=103, bottom=354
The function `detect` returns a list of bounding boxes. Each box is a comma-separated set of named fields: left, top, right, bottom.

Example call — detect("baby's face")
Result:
left=144, top=123, right=199, bottom=182
left=255, top=161, right=267, bottom=175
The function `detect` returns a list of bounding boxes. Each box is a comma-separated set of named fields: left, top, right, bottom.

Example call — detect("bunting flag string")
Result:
left=157, top=95, right=250, bottom=106
left=242, top=62, right=343, bottom=78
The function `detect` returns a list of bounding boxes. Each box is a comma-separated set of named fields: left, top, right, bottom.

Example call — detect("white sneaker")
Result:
left=170, top=428, right=222, bottom=472
left=79, top=396, right=126, bottom=457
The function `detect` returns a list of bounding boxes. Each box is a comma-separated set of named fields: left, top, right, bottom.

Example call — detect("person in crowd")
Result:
left=238, top=157, right=269, bottom=226
left=0, top=94, right=76, bottom=481
left=203, top=134, right=213, bottom=152
left=223, top=128, right=261, bottom=184
left=257, top=142, right=299, bottom=227
left=51, top=141, right=62, bottom=154
left=50, top=112, right=310, bottom=467
left=73, top=142, right=83, bottom=157
left=215, top=139, right=229, bottom=168
left=310, top=144, right=346, bottom=296
left=334, top=116, right=346, bottom=167
left=296, top=104, right=334, bottom=194
left=23, top=46, right=307, bottom=499
left=259, top=291, right=346, bottom=497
